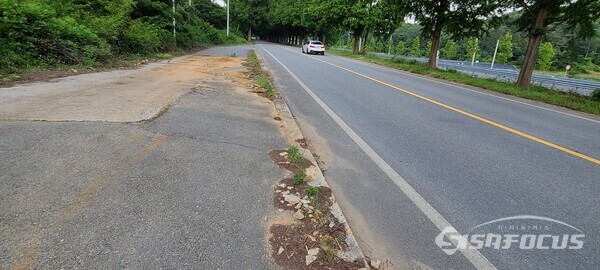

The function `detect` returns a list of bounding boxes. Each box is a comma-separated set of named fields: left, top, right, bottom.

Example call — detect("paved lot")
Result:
left=0, top=48, right=285, bottom=269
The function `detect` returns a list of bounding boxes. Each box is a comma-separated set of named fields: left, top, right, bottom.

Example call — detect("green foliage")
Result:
left=293, top=168, right=307, bottom=185
left=287, top=145, right=306, bottom=166
left=395, top=41, right=406, bottom=55
left=442, top=40, right=458, bottom=59
left=537, top=42, right=555, bottom=71
left=592, top=89, right=600, bottom=101
left=306, top=186, right=320, bottom=198
left=465, top=37, right=479, bottom=61
left=409, top=37, right=421, bottom=57
left=0, top=0, right=247, bottom=75
left=496, top=33, right=513, bottom=64
left=425, top=40, right=432, bottom=57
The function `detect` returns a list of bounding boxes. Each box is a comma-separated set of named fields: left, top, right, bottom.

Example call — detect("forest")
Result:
left=0, top=0, right=248, bottom=74
left=1, top=0, right=599, bottom=88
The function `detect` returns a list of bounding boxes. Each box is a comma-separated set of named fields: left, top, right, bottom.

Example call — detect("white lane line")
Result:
left=276, top=44, right=600, bottom=125
left=258, top=44, right=498, bottom=270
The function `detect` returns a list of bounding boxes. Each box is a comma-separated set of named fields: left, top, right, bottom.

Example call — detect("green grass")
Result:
left=247, top=51, right=275, bottom=98
left=287, top=145, right=306, bottom=166
left=306, top=186, right=320, bottom=198
left=292, top=168, right=307, bottom=185
left=329, top=49, right=600, bottom=116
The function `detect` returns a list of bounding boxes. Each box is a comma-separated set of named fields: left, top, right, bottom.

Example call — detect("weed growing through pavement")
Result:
left=247, top=51, right=275, bottom=98
left=307, top=186, right=320, bottom=199
left=292, top=168, right=307, bottom=185
left=320, top=235, right=335, bottom=262
left=229, top=52, right=237, bottom=57
left=287, top=145, right=306, bottom=166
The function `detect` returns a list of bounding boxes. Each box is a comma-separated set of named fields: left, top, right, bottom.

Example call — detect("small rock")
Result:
left=284, top=194, right=301, bottom=204
left=282, top=191, right=290, bottom=195
left=305, top=248, right=320, bottom=265
left=286, top=204, right=292, bottom=207
left=308, top=214, right=313, bottom=218
left=300, top=199, right=310, bottom=204
left=307, top=247, right=320, bottom=256
left=292, top=210, right=305, bottom=220
left=306, top=235, right=316, bottom=241
left=264, top=216, right=268, bottom=221
left=287, top=186, right=293, bottom=190
left=278, top=209, right=284, bottom=212
left=280, top=200, right=284, bottom=204
left=294, top=203, right=302, bottom=209
left=329, top=221, right=335, bottom=228
left=275, top=190, right=281, bottom=193
left=278, top=183, right=287, bottom=188
left=370, top=259, right=381, bottom=269
left=279, top=152, right=288, bottom=156
left=278, top=247, right=284, bottom=255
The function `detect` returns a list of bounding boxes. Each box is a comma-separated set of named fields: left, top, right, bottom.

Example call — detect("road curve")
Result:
left=256, top=42, right=600, bottom=270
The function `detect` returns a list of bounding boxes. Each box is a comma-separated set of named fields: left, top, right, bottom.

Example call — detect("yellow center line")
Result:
left=294, top=50, right=600, bottom=165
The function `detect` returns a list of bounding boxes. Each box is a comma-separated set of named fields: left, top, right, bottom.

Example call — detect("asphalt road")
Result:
left=256, top=42, right=600, bottom=270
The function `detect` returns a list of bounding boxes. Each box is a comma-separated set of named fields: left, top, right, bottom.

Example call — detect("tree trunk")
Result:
left=427, top=21, right=443, bottom=69
left=247, top=26, right=252, bottom=41
left=353, top=35, right=360, bottom=55
left=322, top=33, right=327, bottom=45
left=517, top=5, right=549, bottom=88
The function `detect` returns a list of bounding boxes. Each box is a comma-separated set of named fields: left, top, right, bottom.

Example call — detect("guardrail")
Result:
left=333, top=48, right=600, bottom=96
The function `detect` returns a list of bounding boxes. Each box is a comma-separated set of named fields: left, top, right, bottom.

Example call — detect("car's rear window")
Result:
left=311, top=41, right=323, bottom=45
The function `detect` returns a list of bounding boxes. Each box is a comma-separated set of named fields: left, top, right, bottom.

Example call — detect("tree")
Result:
left=537, top=42, right=555, bottom=70
left=512, top=0, right=600, bottom=88
left=465, top=37, right=479, bottom=61
left=402, top=0, right=504, bottom=69
left=396, top=41, right=405, bottom=55
left=496, top=33, right=513, bottom=63
left=442, top=39, right=458, bottom=59
left=234, top=0, right=269, bottom=41
left=409, top=36, right=421, bottom=56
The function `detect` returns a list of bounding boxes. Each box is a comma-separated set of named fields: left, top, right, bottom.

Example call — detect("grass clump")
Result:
left=287, top=145, right=306, bottom=166
left=329, top=49, right=600, bottom=116
left=247, top=50, right=275, bottom=98
left=319, top=235, right=335, bottom=262
left=306, top=186, right=320, bottom=198
left=292, top=168, right=307, bottom=185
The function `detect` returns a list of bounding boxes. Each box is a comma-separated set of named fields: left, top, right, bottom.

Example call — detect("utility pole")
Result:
left=226, top=0, right=230, bottom=36
left=172, top=0, right=176, bottom=45
left=491, top=39, right=499, bottom=69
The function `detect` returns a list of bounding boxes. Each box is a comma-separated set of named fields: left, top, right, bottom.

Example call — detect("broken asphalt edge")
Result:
left=254, top=48, right=369, bottom=268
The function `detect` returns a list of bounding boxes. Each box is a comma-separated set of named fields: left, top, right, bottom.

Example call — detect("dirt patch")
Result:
left=296, top=138, right=309, bottom=149
left=268, top=146, right=365, bottom=269
left=269, top=150, right=313, bottom=174
left=0, top=55, right=252, bottom=122
left=269, top=224, right=364, bottom=270
left=273, top=178, right=332, bottom=212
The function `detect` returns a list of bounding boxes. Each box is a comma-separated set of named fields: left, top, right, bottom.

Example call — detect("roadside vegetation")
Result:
left=329, top=49, right=600, bottom=116
left=246, top=51, right=275, bottom=98
left=0, top=0, right=248, bottom=81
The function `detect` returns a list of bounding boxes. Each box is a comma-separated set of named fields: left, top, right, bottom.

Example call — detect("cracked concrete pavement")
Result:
left=0, top=47, right=287, bottom=269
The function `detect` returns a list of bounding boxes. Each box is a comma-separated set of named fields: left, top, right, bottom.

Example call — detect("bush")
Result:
left=592, top=89, right=600, bottom=101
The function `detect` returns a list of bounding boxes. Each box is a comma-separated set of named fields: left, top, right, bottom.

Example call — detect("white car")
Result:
left=302, top=40, right=325, bottom=55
